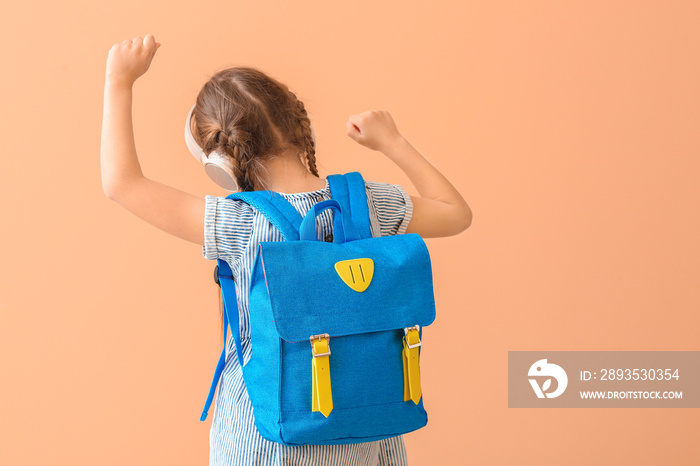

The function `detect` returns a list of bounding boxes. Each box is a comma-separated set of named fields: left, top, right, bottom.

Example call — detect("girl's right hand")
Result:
left=106, top=34, right=161, bottom=87
left=346, top=110, right=403, bottom=153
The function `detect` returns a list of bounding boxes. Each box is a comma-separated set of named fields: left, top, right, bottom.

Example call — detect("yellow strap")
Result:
left=403, top=328, right=422, bottom=404
left=311, top=337, right=333, bottom=417
left=402, top=340, right=410, bottom=401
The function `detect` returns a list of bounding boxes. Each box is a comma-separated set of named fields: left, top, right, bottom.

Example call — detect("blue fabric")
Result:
left=203, top=178, right=413, bottom=465
left=226, top=191, right=302, bottom=241
left=202, top=173, right=434, bottom=447
left=200, top=261, right=241, bottom=421
left=200, top=191, right=306, bottom=421
left=328, top=173, right=372, bottom=240
left=298, top=200, right=360, bottom=243
left=218, top=261, right=243, bottom=368
left=260, top=234, right=434, bottom=341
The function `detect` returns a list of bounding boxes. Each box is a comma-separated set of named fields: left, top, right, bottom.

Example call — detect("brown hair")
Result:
left=195, top=67, right=321, bottom=340
left=191, top=66, right=318, bottom=191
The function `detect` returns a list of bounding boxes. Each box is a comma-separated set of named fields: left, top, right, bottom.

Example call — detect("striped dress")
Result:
left=202, top=178, right=414, bottom=466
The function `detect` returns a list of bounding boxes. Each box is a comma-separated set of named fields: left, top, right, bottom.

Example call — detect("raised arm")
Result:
left=101, top=34, right=205, bottom=245
left=346, top=111, right=472, bottom=238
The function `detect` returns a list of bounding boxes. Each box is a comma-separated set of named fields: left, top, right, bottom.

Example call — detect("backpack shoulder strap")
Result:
left=200, top=190, right=303, bottom=421
left=328, top=172, right=372, bottom=239
left=200, top=259, right=238, bottom=421
left=226, top=191, right=302, bottom=241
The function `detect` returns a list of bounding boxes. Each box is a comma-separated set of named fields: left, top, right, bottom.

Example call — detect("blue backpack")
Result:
left=200, top=172, right=436, bottom=446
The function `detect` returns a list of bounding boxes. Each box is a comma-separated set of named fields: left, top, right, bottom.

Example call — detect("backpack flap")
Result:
left=257, top=233, right=436, bottom=341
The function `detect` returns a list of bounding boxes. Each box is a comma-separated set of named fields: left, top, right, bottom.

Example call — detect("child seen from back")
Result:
left=101, top=34, right=471, bottom=466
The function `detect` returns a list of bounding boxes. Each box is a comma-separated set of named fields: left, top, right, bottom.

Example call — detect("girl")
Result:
left=102, top=34, right=471, bottom=466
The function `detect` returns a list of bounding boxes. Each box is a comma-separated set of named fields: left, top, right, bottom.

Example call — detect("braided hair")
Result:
left=288, top=90, right=318, bottom=177
left=190, top=66, right=319, bottom=191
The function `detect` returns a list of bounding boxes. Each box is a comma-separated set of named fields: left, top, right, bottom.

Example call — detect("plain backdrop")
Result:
left=1, top=1, right=699, bottom=465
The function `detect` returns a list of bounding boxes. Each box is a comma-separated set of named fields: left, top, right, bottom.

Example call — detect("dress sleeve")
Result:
left=364, top=180, right=414, bottom=237
left=202, top=195, right=254, bottom=267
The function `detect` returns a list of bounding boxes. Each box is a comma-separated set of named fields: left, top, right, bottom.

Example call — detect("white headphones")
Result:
left=185, top=103, right=316, bottom=191
left=184, top=104, right=238, bottom=191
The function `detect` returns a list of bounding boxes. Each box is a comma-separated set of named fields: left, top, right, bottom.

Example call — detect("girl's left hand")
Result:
left=105, top=34, right=161, bottom=86
left=346, top=110, right=403, bottom=153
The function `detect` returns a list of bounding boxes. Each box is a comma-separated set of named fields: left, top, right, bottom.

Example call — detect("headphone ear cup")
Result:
left=203, top=151, right=238, bottom=191
left=185, top=104, right=239, bottom=191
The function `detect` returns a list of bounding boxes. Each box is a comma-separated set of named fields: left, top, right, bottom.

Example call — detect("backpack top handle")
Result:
left=327, top=173, right=372, bottom=240
left=299, top=200, right=361, bottom=243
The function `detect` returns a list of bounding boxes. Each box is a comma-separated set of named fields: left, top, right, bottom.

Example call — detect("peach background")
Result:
left=1, top=1, right=699, bottom=465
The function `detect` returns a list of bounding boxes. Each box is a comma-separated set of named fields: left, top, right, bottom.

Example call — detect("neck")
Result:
left=256, top=151, right=326, bottom=193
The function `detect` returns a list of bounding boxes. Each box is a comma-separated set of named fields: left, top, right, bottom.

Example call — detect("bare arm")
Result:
left=346, top=111, right=472, bottom=237
left=101, top=34, right=205, bottom=245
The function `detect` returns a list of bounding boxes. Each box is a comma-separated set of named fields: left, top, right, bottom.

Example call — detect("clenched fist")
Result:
left=105, top=34, right=161, bottom=86
left=346, top=110, right=403, bottom=153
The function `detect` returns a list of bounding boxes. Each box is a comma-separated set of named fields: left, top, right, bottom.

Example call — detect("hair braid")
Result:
left=288, top=91, right=319, bottom=177
left=213, top=127, right=258, bottom=192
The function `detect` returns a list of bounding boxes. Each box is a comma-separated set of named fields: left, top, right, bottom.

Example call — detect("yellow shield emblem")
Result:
left=334, top=258, right=374, bottom=292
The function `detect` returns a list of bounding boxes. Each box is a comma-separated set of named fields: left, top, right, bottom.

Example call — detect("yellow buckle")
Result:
left=404, top=325, right=422, bottom=349
left=310, top=334, right=333, bottom=417
left=310, top=333, right=331, bottom=357
left=402, top=325, right=422, bottom=404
